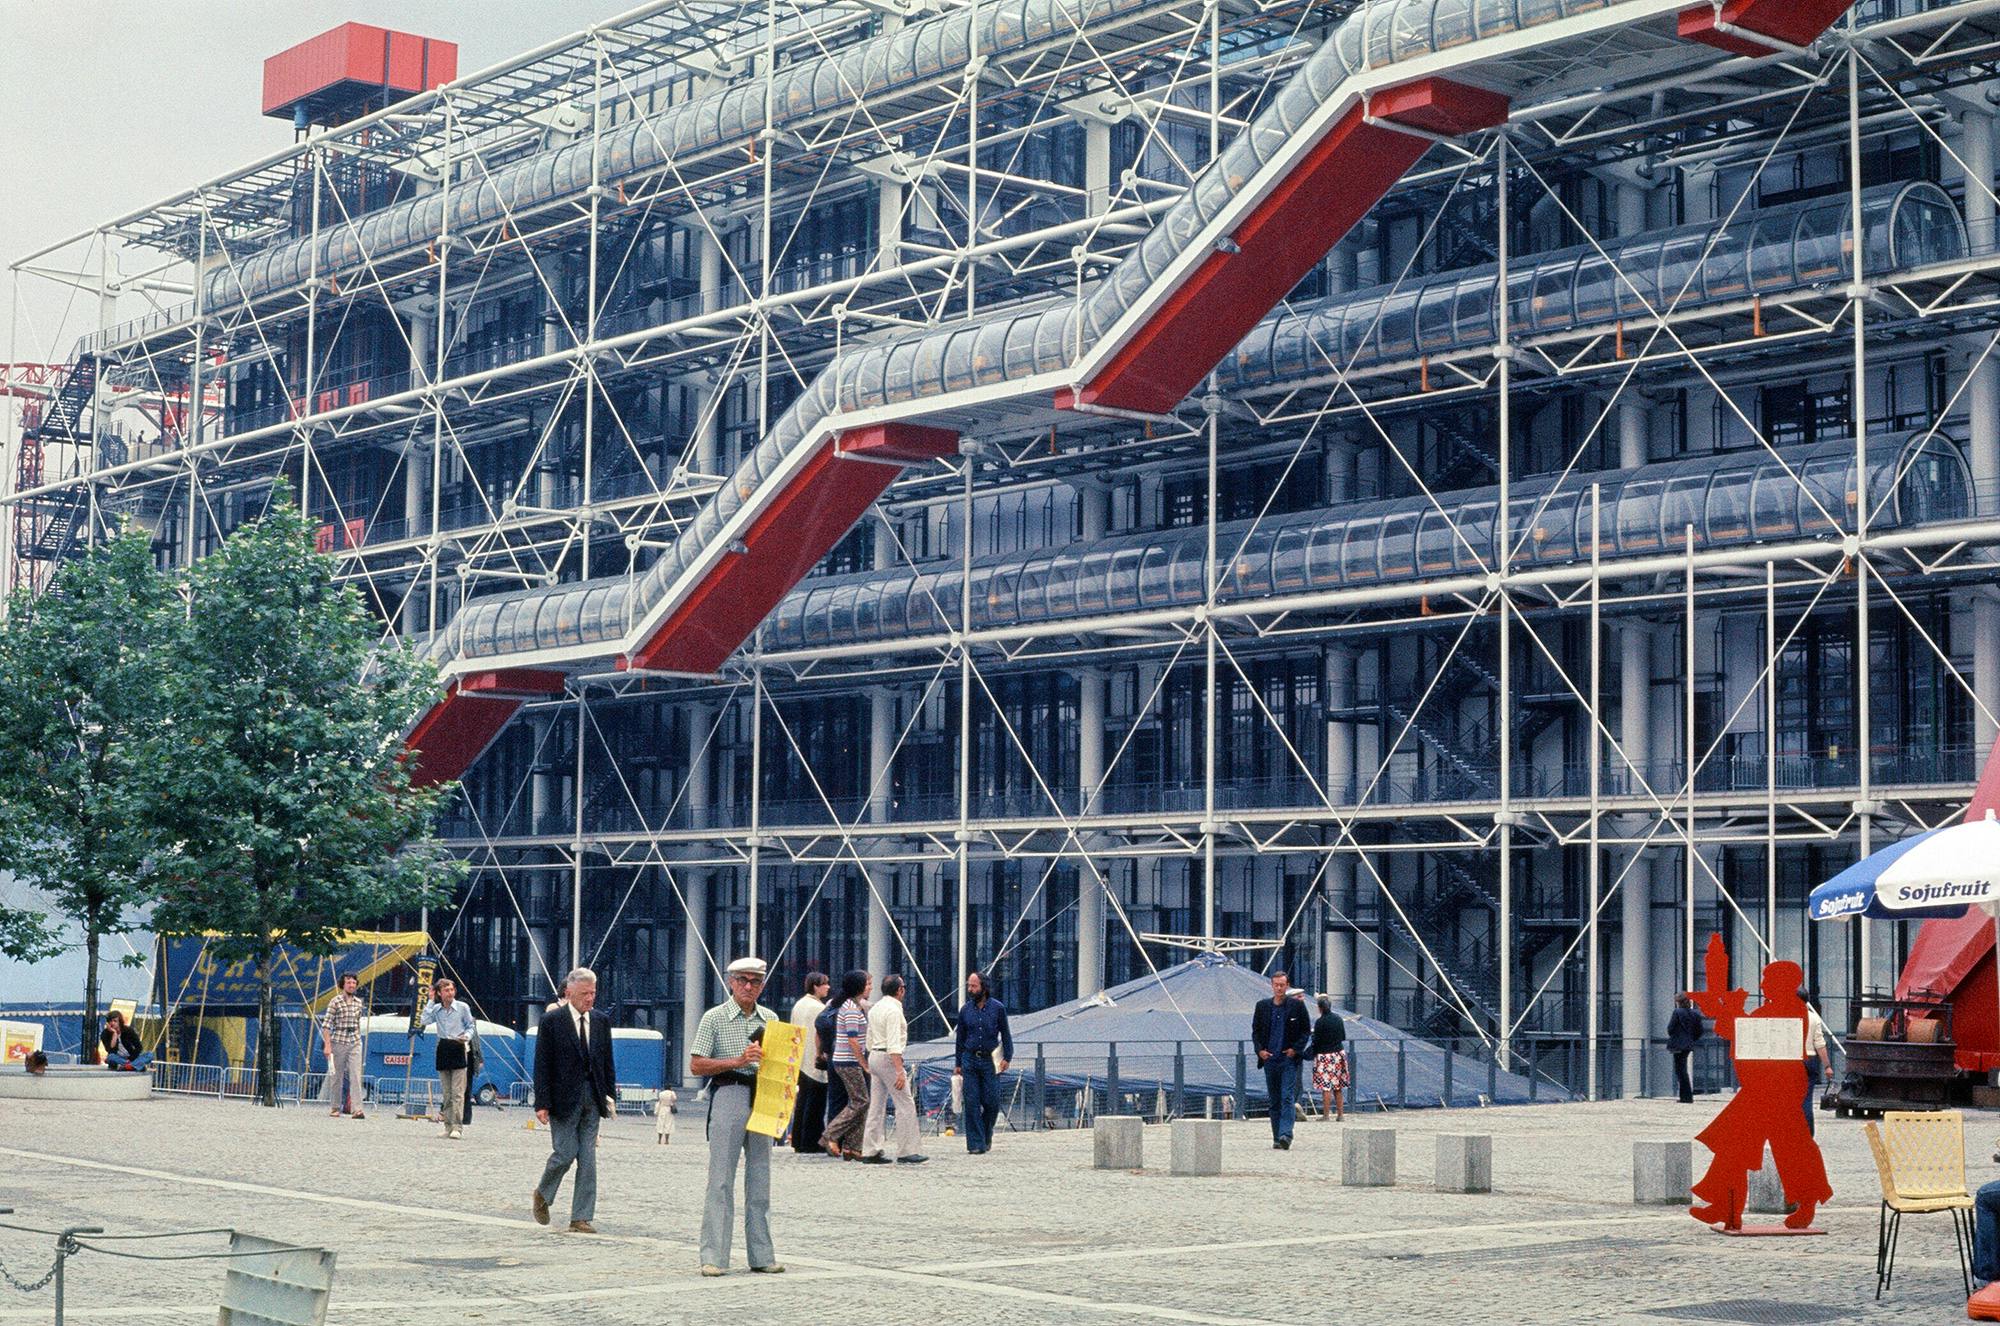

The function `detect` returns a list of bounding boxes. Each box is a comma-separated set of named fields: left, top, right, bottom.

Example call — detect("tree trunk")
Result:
left=256, top=944, right=277, bottom=1107
left=83, top=923, right=101, bottom=1065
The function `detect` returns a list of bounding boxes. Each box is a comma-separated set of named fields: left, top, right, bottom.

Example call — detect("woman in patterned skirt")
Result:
left=1308, top=994, right=1347, bottom=1121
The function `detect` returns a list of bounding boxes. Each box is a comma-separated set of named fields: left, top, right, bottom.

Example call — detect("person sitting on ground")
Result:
left=1976, top=1178, right=2000, bottom=1284
left=100, top=1011, right=153, bottom=1072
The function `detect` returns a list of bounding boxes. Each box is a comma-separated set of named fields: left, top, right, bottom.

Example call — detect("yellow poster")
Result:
left=1, top=1021, right=44, bottom=1064
left=746, top=1020, right=805, bottom=1138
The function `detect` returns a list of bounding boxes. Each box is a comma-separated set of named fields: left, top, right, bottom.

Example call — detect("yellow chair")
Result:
left=1864, top=1110, right=1973, bottom=1299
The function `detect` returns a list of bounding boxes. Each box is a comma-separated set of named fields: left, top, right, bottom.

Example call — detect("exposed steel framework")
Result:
left=11, top=0, right=2000, bottom=1097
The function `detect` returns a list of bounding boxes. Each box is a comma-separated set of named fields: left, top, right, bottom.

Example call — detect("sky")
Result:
left=1, top=1, right=632, bottom=362
left=0, top=3, right=640, bottom=1007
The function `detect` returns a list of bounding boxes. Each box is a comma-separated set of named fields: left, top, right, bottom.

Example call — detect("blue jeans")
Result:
left=106, top=1051, right=152, bottom=1072
left=961, top=1054, right=999, bottom=1152
left=1976, top=1180, right=2000, bottom=1282
left=1263, top=1055, right=1301, bottom=1143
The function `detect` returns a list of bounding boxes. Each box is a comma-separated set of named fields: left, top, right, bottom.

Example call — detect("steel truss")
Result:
left=11, top=0, right=2000, bottom=1092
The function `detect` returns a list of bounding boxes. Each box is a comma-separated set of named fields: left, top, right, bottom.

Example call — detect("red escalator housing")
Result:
left=1061, top=76, right=1510, bottom=415
left=625, top=423, right=959, bottom=674
left=1677, top=0, right=1854, bottom=57
left=405, top=668, right=566, bottom=788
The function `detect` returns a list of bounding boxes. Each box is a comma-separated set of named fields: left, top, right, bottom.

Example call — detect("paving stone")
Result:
left=1435, top=1132, right=1491, bottom=1193
left=1168, top=1118, right=1221, bottom=1175
left=1344, top=1125, right=1397, bottom=1186
left=1634, top=1138, right=1693, bottom=1204
left=0, top=1094, right=1965, bottom=1325
left=1092, top=1113, right=1143, bottom=1169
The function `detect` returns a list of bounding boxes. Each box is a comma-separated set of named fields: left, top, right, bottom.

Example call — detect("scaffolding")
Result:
left=9, top=0, right=2000, bottom=1099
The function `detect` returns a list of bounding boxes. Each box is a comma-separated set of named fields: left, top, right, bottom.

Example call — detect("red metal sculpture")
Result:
left=1686, top=933, right=1832, bottom=1234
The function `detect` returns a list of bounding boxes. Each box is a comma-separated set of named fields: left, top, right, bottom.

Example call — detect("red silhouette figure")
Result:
left=1685, top=933, right=1831, bottom=1232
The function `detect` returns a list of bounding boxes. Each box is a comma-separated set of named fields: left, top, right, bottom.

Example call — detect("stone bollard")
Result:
left=1343, top=1127, right=1397, bottom=1186
left=1633, top=1139, right=1693, bottom=1205
left=1435, top=1133, right=1492, bottom=1193
left=1169, top=1119, right=1223, bottom=1176
left=1093, top=1115, right=1144, bottom=1170
left=1746, top=1146, right=1787, bottom=1214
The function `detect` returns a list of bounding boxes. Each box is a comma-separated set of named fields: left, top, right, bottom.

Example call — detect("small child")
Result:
left=655, top=1087, right=677, bottom=1145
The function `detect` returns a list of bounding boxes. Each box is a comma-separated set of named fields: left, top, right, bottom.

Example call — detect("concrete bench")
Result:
left=1093, top=1114, right=1144, bottom=1170
left=1435, top=1133, right=1491, bottom=1193
left=1343, top=1127, right=1396, bottom=1186
left=0, top=1064, right=152, bottom=1102
left=1633, top=1139, right=1693, bottom=1205
left=1169, top=1119, right=1222, bottom=1176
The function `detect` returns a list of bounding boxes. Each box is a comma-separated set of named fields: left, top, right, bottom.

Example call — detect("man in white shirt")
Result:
left=788, top=972, right=831, bottom=1156
left=860, top=974, right=926, bottom=1165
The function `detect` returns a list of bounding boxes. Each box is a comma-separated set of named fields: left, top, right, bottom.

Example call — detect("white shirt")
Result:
left=867, top=995, right=908, bottom=1056
left=791, top=994, right=828, bottom=1083
left=1805, top=1006, right=1828, bottom=1058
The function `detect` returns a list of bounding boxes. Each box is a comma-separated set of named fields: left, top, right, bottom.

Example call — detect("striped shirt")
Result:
left=832, top=1000, right=868, bottom=1065
left=321, top=992, right=364, bottom=1045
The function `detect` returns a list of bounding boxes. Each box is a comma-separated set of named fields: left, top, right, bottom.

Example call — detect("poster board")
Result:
left=746, top=1020, right=805, bottom=1138
left=1735, top=1017, right=1805, bottom=1062
left=1, top=1020, right=44, bottom=1065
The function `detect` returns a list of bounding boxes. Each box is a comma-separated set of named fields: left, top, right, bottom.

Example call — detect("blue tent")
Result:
left=906, top=953, right=1565, bottom=1117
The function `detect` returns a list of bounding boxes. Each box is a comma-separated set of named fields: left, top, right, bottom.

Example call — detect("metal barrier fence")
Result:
left=907, top=1034, right=1805, bottom=1133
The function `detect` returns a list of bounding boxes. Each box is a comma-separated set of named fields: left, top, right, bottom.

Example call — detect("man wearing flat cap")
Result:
left=689, top=956, right=782, bottom=1276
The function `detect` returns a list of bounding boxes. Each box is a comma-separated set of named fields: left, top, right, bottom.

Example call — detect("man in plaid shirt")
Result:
left=321, top=973, right=367, bottom=1118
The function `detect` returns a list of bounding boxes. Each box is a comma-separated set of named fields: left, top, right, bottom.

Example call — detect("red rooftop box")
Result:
left=263, top=23, right=457, bottom=124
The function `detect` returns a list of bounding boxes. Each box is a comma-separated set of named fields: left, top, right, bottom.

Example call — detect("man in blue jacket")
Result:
left=1250, top=971, right=1311, bottom=1150
left=954, top=970, right=1013, bottom=1155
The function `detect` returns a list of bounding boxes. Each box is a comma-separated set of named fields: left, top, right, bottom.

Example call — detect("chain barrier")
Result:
left=0, top=1248, right=60, bottom=1294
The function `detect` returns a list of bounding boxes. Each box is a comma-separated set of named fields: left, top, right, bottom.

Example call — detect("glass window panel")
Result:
left=1378, top=511, right=1417, bottom=578
left=1706, top=467, right=1754, bottom=541
left=1616, top=476, right=1664, bottom=553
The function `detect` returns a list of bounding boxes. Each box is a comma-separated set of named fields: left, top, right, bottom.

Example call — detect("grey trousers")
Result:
left=863, top=1055, right=919, bottom=1158
left=536, top=1106, right=601, bottom=1222
left=701, top=1083, right=774, bottom=1269
left=438, top=1067, right=467, bottom=1133
left=323, top=1040, right=364, bottom=1113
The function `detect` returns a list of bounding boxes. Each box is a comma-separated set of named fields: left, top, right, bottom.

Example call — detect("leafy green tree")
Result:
left=149, top=493, right=459, bottom=1105
left=0, top=532, right=174, bottom=1060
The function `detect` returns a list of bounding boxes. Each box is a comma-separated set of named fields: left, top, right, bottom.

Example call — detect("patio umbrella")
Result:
left=1807, top=812, right=2000, bottom=922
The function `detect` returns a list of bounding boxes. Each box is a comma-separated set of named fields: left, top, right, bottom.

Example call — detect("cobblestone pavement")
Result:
left=0, top=1093, right=1984, bottom=1324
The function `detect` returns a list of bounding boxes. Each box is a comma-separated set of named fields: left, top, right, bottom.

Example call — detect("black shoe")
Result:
left=896, top=1154, right=929, bottom=1164
left=1277, top=1137, right=1291, bottom=1151
left=859, top=1154, right=892, bottom=1165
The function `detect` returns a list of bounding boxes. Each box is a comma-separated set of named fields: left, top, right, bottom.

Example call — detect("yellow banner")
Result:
left=746, top=1020, right=805, bottom=1138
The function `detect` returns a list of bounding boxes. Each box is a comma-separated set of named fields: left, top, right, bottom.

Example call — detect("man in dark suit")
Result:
left=1666, top=993, right=1705, bottom=1104
left=1250, top=970, right=1312, bottom=1150
left=533, top=967, right=617, bottom=1233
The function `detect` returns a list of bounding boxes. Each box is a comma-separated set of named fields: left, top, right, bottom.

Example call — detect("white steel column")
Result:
left=1619, top=622, right=1653, bottom=1095
left=695, top=230, right=724, bottom=475
left=1077, top=668, right=1106, bottom=998
left=1959, top=107, right=2000, bottom=750
left=868, top=685, right=896, bottom=978
left=681, top=701, right=713, bottom=1086
left=1324, top=643, right=1356, bottom=1008
left=1076, top=479, right=1108, bottom=998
